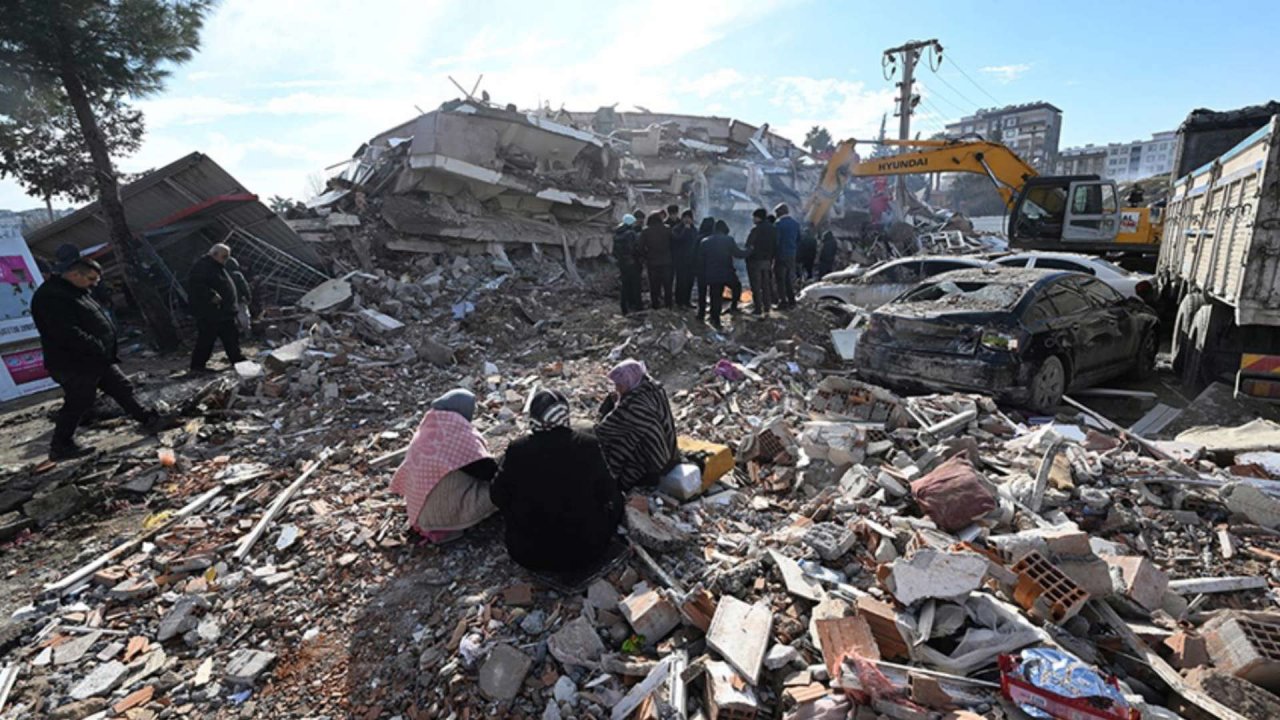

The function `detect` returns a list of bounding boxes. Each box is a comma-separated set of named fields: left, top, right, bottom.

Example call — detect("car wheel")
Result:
left=1128, top=330, right=1157, bottom=380
left=1028, top=356, right=1066, bottom=414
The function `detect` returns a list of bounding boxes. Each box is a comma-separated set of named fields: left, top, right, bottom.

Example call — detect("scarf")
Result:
left=389, top=409, right=491, bottom=533
left=529, top=389, right=571, bottom=432
left=596, top=377, right=678, bottom=490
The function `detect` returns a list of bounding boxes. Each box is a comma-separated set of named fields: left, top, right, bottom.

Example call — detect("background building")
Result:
left=1103, top=131, right=1176, bottom=181
left=944, top=102, right=1063, bottom=171
left=1053, top=144, right=1107, bottom=176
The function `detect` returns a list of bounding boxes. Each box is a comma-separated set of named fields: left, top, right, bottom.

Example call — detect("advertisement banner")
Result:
left=0, top=220, right=55, bottom=401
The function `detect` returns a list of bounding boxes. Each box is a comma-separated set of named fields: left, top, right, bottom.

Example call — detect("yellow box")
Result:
left=678, top=436, right=734, bottom=490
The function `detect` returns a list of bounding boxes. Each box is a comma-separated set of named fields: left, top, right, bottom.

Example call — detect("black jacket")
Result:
left=818, top=235, right=839, bottom=275
left=639, top=220, right=673, bottom=267
left=746, top=221, right=778, bottom=263
left=490, top=426, right=624, bottom=572
left=188, top=255, right=238, bottom=319
left=670, top=223, right=699, bottom=267
left=31, top=275, right=119, bottom=374
left=798, top=229, right=819, bottom=263
left=613, top=224, right=641, bottom=268
left=696, top=233, right=744, bottom=285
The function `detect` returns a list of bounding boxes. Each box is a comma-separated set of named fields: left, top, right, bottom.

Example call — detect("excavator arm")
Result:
left=803, top=138, right=1040, bottom=226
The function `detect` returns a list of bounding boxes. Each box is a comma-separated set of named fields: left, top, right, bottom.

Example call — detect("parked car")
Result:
left=995, top=252, right=1155, bottom=303
left=855, top=267, right=1159, bottom=413
left=799, top=255, right=994, bottom=310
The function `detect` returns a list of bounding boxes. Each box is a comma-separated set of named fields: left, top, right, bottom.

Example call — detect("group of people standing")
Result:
left=390, top=358, right=679, bottom=575
left=613, top=203, right=840, bottom=327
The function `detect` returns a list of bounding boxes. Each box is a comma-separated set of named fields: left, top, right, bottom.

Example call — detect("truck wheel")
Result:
left=1128, top=330, right=1158, bottom=380
left=1171, top=294, right=1204, bottom=374
left=1028, top=357, right=1066, bottom=414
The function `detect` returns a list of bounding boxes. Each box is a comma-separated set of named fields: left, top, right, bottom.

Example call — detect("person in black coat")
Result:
left=797, top=224, right=819, bottom=281
left=818, top=231, right=839, bottom=277
left=745, top=208, right=778, bottom=315
left=696, top=220, right=747, bottom=328
left=613, top=214, right=644, bottom=315
left=187, top=243, right=247, bottom=373
left=639, top=213, right=673, bottom=309
left=670, top=210, right=699, bottom=309
left=490, top=390, right=624, bottom=573
left=30, top=259, right=166, bottom=459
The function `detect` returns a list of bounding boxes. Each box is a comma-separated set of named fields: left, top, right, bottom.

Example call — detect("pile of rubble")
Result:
left=1, top=231, right=1278, bottom=720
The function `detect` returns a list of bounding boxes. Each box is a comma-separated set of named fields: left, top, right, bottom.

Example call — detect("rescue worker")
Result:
left=613, top=214, right=643, bottom=315
left=31, top=258, right=170, bottom=459
left=670, top=210, right=699, bottom=309
left=818, top=230, right=839, bottom=277
left=187, top=243, right=247, bottom=373
left=797, top=223, right=819, bottom=281
left=639, top=213, right=673, bottom=309
left=745, top=208, right=778, bottom=315
left=773, top=203, right=800, bottom=308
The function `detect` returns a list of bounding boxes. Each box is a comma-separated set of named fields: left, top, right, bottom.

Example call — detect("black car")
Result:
left=855, top=267, right=1159, bottom=412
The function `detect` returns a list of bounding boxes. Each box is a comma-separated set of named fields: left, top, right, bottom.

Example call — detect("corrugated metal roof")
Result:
left=25, top=152, right=324, bottom=270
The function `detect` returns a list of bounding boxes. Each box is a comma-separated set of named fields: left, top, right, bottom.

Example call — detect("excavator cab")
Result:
left=1008, top=175, right=1121, bottom=252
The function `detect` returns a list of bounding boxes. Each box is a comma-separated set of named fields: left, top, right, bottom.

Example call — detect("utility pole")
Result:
left=883, top=39, right=941, bottom=209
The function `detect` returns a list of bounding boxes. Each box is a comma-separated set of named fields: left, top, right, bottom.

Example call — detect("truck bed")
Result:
left=1158, top=116, right=1280, bottom=326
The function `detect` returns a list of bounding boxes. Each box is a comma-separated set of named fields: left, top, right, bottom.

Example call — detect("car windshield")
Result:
left=897, top=280, right=1026, bottom=311
left=1089, top=257, right=1129, bottom=275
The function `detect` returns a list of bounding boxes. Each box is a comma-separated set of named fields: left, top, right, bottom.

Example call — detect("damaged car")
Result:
left=994, top=251, right=1155, bottom=303
left=799, top=255, right=993, bottom=311
left=854, top=268, right=1159, bottom=412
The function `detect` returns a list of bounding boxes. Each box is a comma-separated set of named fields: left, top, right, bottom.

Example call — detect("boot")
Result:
left=50, top=438, right=94, bottom=461
left=142, top=412, right=181, bottom=434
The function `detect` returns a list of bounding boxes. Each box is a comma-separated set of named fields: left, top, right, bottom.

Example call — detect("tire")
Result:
left=1028, top=356, right=1066, bottom=414
left=1128, top=329, right=1157, bottom=380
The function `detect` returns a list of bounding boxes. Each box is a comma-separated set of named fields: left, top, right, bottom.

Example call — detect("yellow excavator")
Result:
left=805, top=138, right=1162, bottom=255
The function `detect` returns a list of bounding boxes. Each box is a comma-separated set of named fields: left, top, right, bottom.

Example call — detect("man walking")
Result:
left=670, top=210, right=699, bottom=309
left=613, top=214, right=644, bottom=314
left=639, top=213, right=674, bottom=309
left=773, top=203, right=800, bottom=308
left=745, top=208, right=778, bottom=315
left=188, top=243, right=247, bottom=373
left=31, top=258, right=168, bottom=459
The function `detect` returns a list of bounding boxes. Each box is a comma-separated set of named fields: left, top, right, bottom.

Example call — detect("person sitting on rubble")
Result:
left=818, top=230, right=839, bottom=277
left=389, top=389, right=498, bottom=544
left=490, top=389, right=623, bottom=572
left=595, top=359, right=678, bottom=490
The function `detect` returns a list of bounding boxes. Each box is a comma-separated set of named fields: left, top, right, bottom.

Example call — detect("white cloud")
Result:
left=770, top=77, right=899, bottom=143
left=980, top=64, right=1031, bottom=84
left=684, top=69, right=746, bottom=99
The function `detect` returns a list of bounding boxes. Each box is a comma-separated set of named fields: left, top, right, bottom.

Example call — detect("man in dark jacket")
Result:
left=818, top=231, right=839, bottom=277
left=745, top=208, right=778, bottom=315
left=31, top=259, right=165, bottom=459
left=639, top=213, right=673, bottom=309
left=773, top=203, right=801, bottom=309
left=613, top=214, right=643, bottom=315
left=188, top=243, right=247, bottom=373
left=797, top=223, right=819, bottom=281
left=490, top=390, right=623, bottom=573
left=696, top=220, right=747, bottom=329
left=664, top=204, right=680, bottom=228
left=670, top=210, right=699, bottom=309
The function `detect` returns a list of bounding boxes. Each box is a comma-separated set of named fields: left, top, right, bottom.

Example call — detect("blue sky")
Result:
left=4, top=0, right=1278, bottom=211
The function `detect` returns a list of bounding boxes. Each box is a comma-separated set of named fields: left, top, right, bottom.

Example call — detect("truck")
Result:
left=803, top=138, right=1162, bottom=256
left=1158, top=111, right=1280, bottom=397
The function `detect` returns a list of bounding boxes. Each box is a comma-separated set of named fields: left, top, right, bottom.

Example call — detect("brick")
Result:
left=1054, top=556, right=1113, bottom=599
left=1104, top=556, right=1168, bottom=612
left=1186, top=667, right=1280, bottom=720
left=1203, top=613, right=1280, bottom=692
left=618, top=588, right=680, bottom=644
left=705, top=660, right=758, bottom=720
left=679, top=587, right=717, bottom=633
left=502, top=583, right=533, bottom=607
left=1164, top=630, right=1210, bottom=669
left=478, top=643, right=532, bottom=701
left=1010, top=551, right=1089, bottom=624
left=854, top=596, right=910, bottom=661
left=815, top=616, right=879, bottom=682
left=802, top=522, right=856, bottom=561
left=1034, top=528, right=1093, bottom=557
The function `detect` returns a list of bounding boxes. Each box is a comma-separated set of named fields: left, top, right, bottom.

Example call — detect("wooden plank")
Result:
left=1092, top=600, right=1249, bottom=720
left=233, top=445, right=337, bottom=560
left=610, top=656, right=672, bottom=720
left=706, top=596, right=773, bottom=684
left=43, top=486, right=223, bottom=595
left=0, top=663, right=17, bottom=714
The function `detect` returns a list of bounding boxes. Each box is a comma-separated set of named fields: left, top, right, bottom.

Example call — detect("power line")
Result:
left=927, top=71, right=984, bottom=112
left=916, top=82, right=968, bottom=115
left=942, top=52, right=1003, bottom=106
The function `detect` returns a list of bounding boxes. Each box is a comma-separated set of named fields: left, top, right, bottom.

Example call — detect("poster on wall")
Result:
left=0, top=220, right=54, bottom=401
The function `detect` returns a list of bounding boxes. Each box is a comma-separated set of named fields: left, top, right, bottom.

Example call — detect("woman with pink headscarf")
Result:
left=595, top=359, right=678, bottom=490
left=389, top=389, right=497, bottom=543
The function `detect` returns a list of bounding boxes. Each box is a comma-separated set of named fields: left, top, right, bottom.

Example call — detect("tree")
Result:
left=0, top=1, right=214, bottom=351
left=0, top=91, right=145, bottom=217
left=803, top=125, right=833, bottom=154
left=268, top=195, right=294, bottom=213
